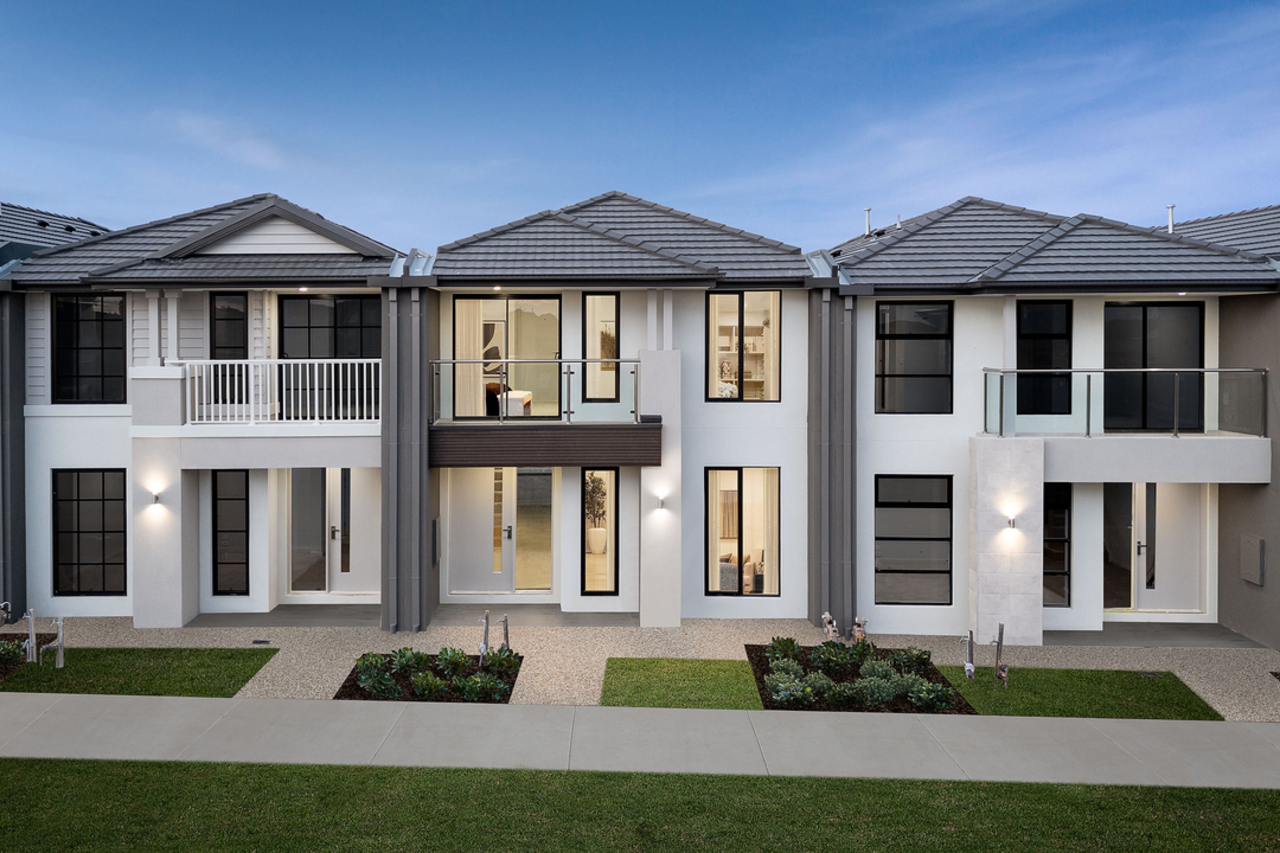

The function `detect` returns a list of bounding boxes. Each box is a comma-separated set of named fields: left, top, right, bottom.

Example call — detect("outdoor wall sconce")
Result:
left=1007, top=516, right=1015, bottom=529
left=152, top=491, right=161, bottom=505
left=658, top=496, right=666, bottom=509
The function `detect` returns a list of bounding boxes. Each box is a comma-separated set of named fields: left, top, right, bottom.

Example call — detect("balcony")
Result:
left=182, top=359, right=381, bottom=425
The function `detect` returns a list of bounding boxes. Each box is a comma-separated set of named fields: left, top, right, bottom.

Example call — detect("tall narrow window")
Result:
left=583, top=293, right=619, bottom=403
left=582, top=468, right=618, bottom=595
left=707, top=292, right=780, bottom=401
left=874, top=476, right=951, bottom=605
left=53, top=469, right=126, bottom=595
left=875, top=303, right=952, bottom=413
left=706, top=467, right=780, bottom=595
left=1017, top=301, right=1072, bottom=415
left=213, top=470, right=249, bottom=596
left=1043, top=483, right=1071, bottom=607
left=211, top=293, right=249, bottom=360
left=53, top=294, right=126, bottom=403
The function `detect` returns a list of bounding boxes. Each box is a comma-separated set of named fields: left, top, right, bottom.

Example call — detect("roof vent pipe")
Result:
left=1167, top=204, right=1175, bottom=234
left=864, top=208, right=872, bottom=236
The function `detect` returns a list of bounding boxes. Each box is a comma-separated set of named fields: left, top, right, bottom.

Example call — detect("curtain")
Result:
left=764, top=468, right=780, bottom=595
left=454, top=299, right=485, bottom=417
left=707, top=470, right=723, bottom=592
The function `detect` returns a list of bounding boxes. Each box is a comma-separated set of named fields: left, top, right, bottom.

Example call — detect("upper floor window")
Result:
left=53, top=294, right=126, bottom=403
left=707, top=291, right=780, bottom=401
left=583, top=293, right=619, bottom=403
left=875, top=302, right=952, bottom=414
left=1017, top=301, right=1072, bottom=415
left=211, top=293, right=249, bottom=360
left=279, top=295, right=381, bottom=359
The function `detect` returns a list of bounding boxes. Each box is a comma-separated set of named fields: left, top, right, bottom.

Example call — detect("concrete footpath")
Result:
left=4, top=692, right=1280, bottom=788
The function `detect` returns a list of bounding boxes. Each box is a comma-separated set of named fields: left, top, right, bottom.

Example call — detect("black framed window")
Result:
left=583, top=293, right=620, bottom=403
left=706, top=467, right=780, bottom=596
left=707, top=291, right=781, bottom=401
left=1017, top=301, right=1072, bottom=415
left=1104, top=302, right=1204, bottom=432
left=53, top=469, right=126, bottom=596
left=1043, top=483, right=1071, bottom=607
left=53, top=294, right=126, bottom=403
left=211, top=293, right=249, bottom=360
left=582, top=468, right=618, bottom=595
left=213, top=470, right=249, bottom=596
left=874, top=475, right=951, bottom=605
left=279, top=295, right=381, bottom=359
left=875, top=303, right=952, bottom=413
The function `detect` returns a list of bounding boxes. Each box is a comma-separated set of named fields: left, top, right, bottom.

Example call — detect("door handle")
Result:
left=331, top=526, right=340, bottom=540
left=504, top=525, right=513, bottom=540
left=1136, top=540, right=1146, bottom=555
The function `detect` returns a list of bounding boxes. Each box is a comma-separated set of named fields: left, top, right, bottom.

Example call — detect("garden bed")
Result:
left=334, top=649, right=522, bottom=703
left=0, top=634, right=54, bottom=685
left=745, top=643, right=976, bottom=714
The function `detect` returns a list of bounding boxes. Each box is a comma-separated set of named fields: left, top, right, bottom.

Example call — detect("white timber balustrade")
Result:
left=181, top=359, right=381, bottom=425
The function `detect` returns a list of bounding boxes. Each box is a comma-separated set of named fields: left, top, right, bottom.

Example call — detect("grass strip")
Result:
left=0, top=647, right=277, bottom=698
left=2, top=758, right=1279, bottom=852
left=937, top=665, right=1223, bottom=720
left=599, top=657, right=763, bottom=710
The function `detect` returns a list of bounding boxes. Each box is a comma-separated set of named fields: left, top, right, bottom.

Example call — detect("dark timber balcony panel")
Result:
left=428, top=421, right=662, bottom=467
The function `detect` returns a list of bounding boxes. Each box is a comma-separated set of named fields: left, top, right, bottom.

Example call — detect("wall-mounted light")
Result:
left=152, top=491, right=161, bottom=505
left=1007, top=516, right=1015, bottom=528
left=658, top=496, right=666, bottom=509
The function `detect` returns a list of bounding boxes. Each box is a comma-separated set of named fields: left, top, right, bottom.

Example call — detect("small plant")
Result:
left=0, top=639, right=22, bottom=666
left=482, top=647, right=521, bottom=675
left=768, top=657, right=804, bottom=679
left=802, top=671, right=835, bottom=698
left=411, top=670, right=448, bottom=700
left=853, top=676, right=900, bottom=706
left=355, top=652, right=386, bottom=680
left=849, top=638, right=877, bottom=664
left=827, top=682, right=863, bottom=709
left=898, top=672, right=927, bottom=695
left=764, top=637, right=803, bottom=665
left=908, top=681, right=956, bottom=711
left=455, top=672, right=510, bottom=702
left=434, top=647, right=470, bottom=678
left=359, top=670, right=400, bottom=699
left=891, top=646, right=933, bottom=676
left=809, top=641, right=853, bottom=676
left=390, top=647, right=431, bottom=673
left=764, top=673, right=814, bottom=709
left=860, top=659, right=896, bottom=681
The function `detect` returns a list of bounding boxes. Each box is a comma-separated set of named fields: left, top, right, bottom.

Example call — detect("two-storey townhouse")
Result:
left=818, top=197, right=1280, bottom=646
left=1, top=194, right=401, bottom=628
left=1175, top=204, right=1280, bottom=649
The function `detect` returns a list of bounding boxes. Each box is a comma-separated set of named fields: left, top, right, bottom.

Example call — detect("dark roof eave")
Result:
left=839, top=280, right=1280, bottom=297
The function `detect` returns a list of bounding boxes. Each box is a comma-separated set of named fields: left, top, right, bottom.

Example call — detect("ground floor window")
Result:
left=53, top=469, right=126, bottom=595
left=874, top=475, right=951, bottom=605
left=582, top=468, right=618, bottom=594
left=213, top=470, right=250, bottom=596
left=1043, top=483, right=1072, bottom=607
left=706, top=467, right=779, bottom=596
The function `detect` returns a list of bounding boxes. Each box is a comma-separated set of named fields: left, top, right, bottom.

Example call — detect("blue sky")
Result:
left=4, top=1, right=1279, bottom=254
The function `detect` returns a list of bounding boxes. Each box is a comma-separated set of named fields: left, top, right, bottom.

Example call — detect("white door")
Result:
left=446, top=467, right=554, bottom=594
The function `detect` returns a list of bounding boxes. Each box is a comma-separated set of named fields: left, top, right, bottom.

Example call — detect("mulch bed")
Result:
left=0, top=634, right=56, bottom=685
left=333, top=652, right=521, bottom=703
left=744, top=643, right=977, bottom=715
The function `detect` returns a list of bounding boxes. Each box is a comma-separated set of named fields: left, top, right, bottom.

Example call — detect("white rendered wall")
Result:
left=24, top=408, right=134, bottom=617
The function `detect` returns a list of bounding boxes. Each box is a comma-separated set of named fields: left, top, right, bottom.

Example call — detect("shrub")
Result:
left=898, top=672, right=927, bottom=695
left=802, top=671, right=835, bottom=698
left=891, top=646, right=933, bottom=676
left=359, top=670, right=400, bottom=699
left=860, top=659, right=896, bottom=681
left=411, top=670, right=448, bottom=700
left=355, top=652, right=386, bottom=680
left=768, top=657, right=804, bottom=679
left=390, top=647, right=431, bottom=673
left=849, top=638, right=877, bottom=664
left=455, top=672, right=510, bottom=702
left=434, top=647, right=470, bottom=678
left=853, top=676, right=900, bottom=706
left=764, top=673, right=814, bottom=709
left=809, top=641, right=854, bottom=676
left=482, top=647, right=521, bottom=675
left=0, top=640, right=22, bottom=666
left=908, top=681, right=956, bottom=711
left=764, top=637, right=803, bottom=665
left=827, top=682, right=863, bottom=709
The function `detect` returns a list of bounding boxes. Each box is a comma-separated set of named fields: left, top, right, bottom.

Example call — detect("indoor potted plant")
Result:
left=584, top=472, right=609, bottom=554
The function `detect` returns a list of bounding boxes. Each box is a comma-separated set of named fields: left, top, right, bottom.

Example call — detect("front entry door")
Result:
left=449, top=467, right=553, bottom=594
left=289, top=467, right=379, bottom=595
left=1103, top=482, right=1203, bottom=612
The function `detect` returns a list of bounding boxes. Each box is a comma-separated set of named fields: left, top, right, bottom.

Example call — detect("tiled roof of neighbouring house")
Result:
left=829, top=197, right=1280, bottom=292
left=0, top=201, right=107, bottom=252
left=6, top=194, right=400, bottom=286
left=1175, top=204, right=1280, bottom=259
left=432, top=191, right=812, bottom=282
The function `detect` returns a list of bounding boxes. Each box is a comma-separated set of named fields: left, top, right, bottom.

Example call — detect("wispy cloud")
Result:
left=173, top=112, right=290, bottom=170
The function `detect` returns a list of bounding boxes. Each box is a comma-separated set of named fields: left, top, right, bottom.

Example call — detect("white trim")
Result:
left=26, top=404, right=132, bottom=417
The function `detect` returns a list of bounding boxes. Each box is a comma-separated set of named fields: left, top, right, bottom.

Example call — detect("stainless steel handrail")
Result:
left=429, top=358, right=641, bottom=424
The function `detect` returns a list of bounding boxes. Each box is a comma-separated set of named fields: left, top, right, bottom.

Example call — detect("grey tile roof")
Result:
left=7, top=194, right=398, bottom=286
left=832, top=197, right=1279, bottom=292
left=434, top=191, right=812, bottom=282
left=1175, top=204, right=1280, bottom=258
left=0, top=201, right=107, bottom=250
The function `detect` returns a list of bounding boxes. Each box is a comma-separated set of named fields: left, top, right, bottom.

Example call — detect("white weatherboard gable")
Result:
left=195, top=215, right=357, bottom=254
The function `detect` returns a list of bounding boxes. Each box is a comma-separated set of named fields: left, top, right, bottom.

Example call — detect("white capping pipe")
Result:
left=864, top=208, right=872, bottom=236
left=1167, top=204, right=1175, bottom=234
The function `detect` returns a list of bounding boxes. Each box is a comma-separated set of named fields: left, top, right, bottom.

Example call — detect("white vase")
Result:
left=586, top=527, right=608, bottom=555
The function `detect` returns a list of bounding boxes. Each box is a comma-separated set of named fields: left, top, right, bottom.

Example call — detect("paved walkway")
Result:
left=4, top=692, right=1280, bottom=788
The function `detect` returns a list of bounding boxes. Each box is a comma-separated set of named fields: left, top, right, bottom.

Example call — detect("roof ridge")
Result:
left=553, top=212, right=719, bottom=274
left=833, top=197, right=981, bottom=265
left=563, top=190, right=803, bottom=253
left=0, top=201, right=107, bottom=231
left=971, top=215, right=1087, bottom=282
left=1175, top=203, right=1280, bottom=227
left=26, top=193, right=277, bottom=259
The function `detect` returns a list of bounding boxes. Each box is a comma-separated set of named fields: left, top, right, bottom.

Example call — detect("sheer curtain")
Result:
left=454, top=299, right=485, bottom=417
left=764, top=468, right=780, bottom=595
left=707, top=470, right=723, bottom=592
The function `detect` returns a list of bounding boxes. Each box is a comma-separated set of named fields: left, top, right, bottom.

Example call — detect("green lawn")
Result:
left=599, top=657, right=763, bottom=710
left=0, top=647, right=277, bottom=698
left=937, top=666, right=1223, bottom=720
left=4, top=758, right=1280, bottom=851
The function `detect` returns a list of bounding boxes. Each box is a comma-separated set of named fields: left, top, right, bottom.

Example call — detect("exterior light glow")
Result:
left=152, top=491, right=160, bottom=505
left=299, top=287, right=309, bottom=292
left=1008, top=516, right=1015, bottom=528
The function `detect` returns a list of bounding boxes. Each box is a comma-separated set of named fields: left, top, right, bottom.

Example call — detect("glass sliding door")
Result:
left=454, top=296, right=560, bottom=418
left=1104, top=303, right=1203, bottom=431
